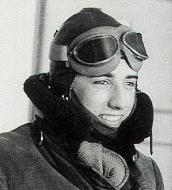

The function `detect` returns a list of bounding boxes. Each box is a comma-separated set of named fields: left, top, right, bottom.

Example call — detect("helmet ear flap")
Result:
left=117, top=91, right=154, bottom=145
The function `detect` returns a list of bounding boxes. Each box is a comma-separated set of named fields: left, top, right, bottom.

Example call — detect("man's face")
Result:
left=73, top=59, right=137, bottom=129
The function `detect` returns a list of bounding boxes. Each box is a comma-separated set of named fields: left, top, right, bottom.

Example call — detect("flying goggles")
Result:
left=49, top=26, right=148, bottom=76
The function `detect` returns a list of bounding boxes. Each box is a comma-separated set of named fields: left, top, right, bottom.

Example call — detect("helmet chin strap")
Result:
left=136, top=90, right=153, bottom=155
left=150, top=129, right=153, bottom=155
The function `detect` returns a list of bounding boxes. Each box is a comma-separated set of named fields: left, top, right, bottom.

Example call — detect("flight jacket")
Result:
left=0, top=124, right=164, bottom=190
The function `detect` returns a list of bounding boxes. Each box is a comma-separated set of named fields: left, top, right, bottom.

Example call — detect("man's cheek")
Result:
left=127, top=97, right=135, bottom=113
left=82, top=97, right=100, bottom=113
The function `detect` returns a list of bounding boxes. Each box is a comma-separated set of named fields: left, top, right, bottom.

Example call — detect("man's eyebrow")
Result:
left=89, top=73, right=114, bottom=78
left=101, top=73, right=113, bottom=77
left=97, top=74, right=138, bottom=79
left=91, top=74, right=138, bottom=79
left=126, top=75, right=138, bottom=79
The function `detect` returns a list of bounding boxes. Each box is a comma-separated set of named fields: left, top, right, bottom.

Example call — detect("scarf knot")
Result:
left=78, top=141, right=129, bottom=189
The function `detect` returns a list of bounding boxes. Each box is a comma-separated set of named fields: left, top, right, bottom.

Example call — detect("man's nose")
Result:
left=108, top=85, right=126, bottom=110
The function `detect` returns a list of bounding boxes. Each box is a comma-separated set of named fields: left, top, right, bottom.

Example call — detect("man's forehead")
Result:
left=75, top=60, right=138, bottom=80
left=102, top=73, right=138, bottom=79
left=93, top=60, right=138, bottom=78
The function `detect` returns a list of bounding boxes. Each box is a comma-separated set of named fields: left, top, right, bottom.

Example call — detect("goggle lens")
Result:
left=122, top=32, right=148, bottom=60
left=74, top=36, right=118, bottom=65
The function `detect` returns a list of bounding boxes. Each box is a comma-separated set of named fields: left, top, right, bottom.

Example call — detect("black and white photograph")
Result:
left=0, top=0, right=172, bottom=189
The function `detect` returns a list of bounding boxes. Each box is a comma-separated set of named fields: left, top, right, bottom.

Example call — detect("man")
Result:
left=0, top=8, right=164, bottom=189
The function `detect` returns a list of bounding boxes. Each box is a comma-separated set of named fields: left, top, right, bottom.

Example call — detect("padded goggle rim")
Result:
left=121, top=47, right=143, bottom=72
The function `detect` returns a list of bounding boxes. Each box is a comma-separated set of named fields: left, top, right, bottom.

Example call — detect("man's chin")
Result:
left=100, top=121, right=121, bottom=130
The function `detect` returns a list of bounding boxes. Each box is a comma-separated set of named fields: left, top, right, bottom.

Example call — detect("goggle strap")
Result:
left=49, top=42, right=68, bottom=61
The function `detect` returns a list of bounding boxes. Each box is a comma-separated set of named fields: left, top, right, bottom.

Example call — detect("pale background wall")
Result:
left=0, top=0, right=37, bottom=131
left=0, top=0, right=171, bottom=189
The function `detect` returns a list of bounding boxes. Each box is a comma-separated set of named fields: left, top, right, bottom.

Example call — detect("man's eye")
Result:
left=93, top=80, right=110, bottom=85
left=126, top=82, right=136, bottom=87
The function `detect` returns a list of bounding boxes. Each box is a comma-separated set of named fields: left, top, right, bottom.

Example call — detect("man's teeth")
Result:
left=99, top=115, right=121, bottom=122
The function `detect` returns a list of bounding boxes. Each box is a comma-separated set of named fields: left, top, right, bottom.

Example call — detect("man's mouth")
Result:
left=98, top=114, right=123, bottom=127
